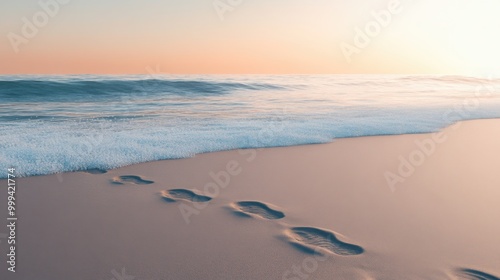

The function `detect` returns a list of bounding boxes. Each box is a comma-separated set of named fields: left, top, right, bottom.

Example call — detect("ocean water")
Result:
left=1, top=75, right=500, bottom=178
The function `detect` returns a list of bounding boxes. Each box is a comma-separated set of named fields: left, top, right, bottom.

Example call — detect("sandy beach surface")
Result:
left=1, top=119, right=500, bottom=280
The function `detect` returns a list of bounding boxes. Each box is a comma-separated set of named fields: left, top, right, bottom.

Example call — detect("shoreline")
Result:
left=9, top=117, right=500, bottom=180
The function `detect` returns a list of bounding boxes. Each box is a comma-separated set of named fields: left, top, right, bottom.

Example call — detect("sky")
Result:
left=1, top=0, right=500, bottom=75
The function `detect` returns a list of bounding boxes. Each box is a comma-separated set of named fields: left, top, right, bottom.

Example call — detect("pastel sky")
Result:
left=1, top=0, right=500, bottom=75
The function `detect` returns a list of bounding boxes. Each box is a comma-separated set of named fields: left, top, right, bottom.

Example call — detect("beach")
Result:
left=3, top=0, right=500, bottom=278
left=1, top=118, right=499, bottom=280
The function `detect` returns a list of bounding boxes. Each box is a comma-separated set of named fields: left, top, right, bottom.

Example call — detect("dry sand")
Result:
left=1, top=119, right=500, bottom=279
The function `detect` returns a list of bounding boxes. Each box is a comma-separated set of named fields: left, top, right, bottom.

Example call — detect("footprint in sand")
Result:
left=161, top=189, right=212, bottom=203
left=455, top=268, right=500, bottom=280
left=285, top=227, right=364, bottom=256
left=112, top=175, right=154, bottom=185
left=231, top=201, right=285, bottom=220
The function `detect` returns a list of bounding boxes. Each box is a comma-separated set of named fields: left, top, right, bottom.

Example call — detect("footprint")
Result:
left=285, top=227, right=364, bottom=256
left=112, top=175, right=154, bottom=185
left=231, top=201, right=285, bottom=220
left=161, top=189, right=212, bottom=203
left=455, top=268, right=500, bottom=280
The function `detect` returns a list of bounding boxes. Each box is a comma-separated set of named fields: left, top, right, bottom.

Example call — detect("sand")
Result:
left=1, top=119, right=500, bottom=280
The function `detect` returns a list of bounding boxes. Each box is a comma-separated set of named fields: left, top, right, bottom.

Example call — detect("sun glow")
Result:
left=400, top=0, right=500, bottom=76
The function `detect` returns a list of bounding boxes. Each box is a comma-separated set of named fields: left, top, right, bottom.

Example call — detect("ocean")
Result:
left=1, top=75, right=499, bottom=178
